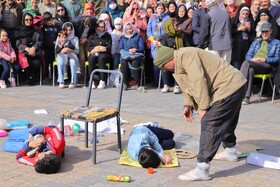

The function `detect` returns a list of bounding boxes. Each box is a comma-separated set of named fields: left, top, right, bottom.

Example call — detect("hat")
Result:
left=260, top=22, right=272, bottom=32
left=33, top=15, right=44, bottom=26
left=206, top=0, right=216, bottom=7
left=154, top=46, right=174, bottom=68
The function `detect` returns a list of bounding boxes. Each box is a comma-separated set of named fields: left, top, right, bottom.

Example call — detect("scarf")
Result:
left=96, top=29, right=107, bottom=38
left=176, top=4, right=188, bottom=25
left=163, top=18, right=184, bottom=50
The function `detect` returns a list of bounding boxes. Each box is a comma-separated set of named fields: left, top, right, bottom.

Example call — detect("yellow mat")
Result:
left=119, top=148, right=179, bottom=168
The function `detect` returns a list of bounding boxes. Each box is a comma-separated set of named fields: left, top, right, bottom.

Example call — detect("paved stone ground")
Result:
left=0, top=84, right=280, bottom=187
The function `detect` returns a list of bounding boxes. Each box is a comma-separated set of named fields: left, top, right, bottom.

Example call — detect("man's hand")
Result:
left=161, top=154, right=172, bottom=165
left=197, top=109, right=207, bottom=121
left=129, top=48, right=137, bottom=53
left=28, top=136, right=45, bottom=148
left=250, top=57, right=265, bottom=63
left=183, top=105, right=194, bottom=122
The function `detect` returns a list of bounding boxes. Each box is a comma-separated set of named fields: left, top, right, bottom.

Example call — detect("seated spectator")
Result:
left=240, top=22, right=280, bottom=104
left=53, top=3, right=71, bottom=31
left=231, top=4, right=255, bottom=70
left=123, top=0, right=148, bottom=41
left=0, top=29, right=20, bottom=88
left=15, top=12, right=42, bottom=85
left=38, top=0, right=56, bottom=18
left=16, top=126, right=65, bottom=174
left=87, top=20, right=112, bottom=89
left=111, top=17, right=123, bottom=69
left=255, top=8, right=280, bottom=39
left=127, top=125, right=175, bottom=168
left=106, top=0, right=124, bottom=23
left=119, top=22, right=145, bottom=90
left=23, top=0, right=40, bottom=16
left=55, top=23, right=79, bottom=88
left=176, top=4, right=194, bottom=47
left=98, top=11, right=114, bottom=34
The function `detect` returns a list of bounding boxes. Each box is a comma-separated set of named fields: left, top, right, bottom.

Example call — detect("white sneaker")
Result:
left=64, top=73, right=68, bottom=80
left=69, top=83, right=76, bottom=89
left=91, top=83, right=96, bottom=89
left=161, top=85, right=170, bottom=93
left=0, top=80, right=7, bottom=88
left=213, top=147, right=238, bottom=161
left=97, top=80, right=106, bottom=89
left=173, top=85, right=181, bottom=94
left=59, top=83, right=65, bottom=88
left=178, top=163, right=211, bottom=181
left=76, top=67, right=81, bottom=74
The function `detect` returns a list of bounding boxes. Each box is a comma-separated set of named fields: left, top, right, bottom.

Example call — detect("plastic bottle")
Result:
left=72, top=123, right=80, bottom=134
left=106, top=175, right=130, bottom=182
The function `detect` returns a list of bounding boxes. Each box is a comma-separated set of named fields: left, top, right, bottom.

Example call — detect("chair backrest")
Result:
left=86, top=69, right=124, bottom=112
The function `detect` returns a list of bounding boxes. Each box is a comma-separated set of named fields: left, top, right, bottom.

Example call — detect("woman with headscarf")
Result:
left=87, top=20, right=112, bottom=89
left=98, top=10, right=114, bottom=34
left=255, top=8, right=279, bottom=39
left=147, top=1, right=167, bottom=86
left=176, top=5, right=194, bottom=47
left=123, top=0, right=147, bottom=41
left=162, top=1, right=177, bottom=27
left=53, top=3, right=71, bottom=31
left=231, top=3, right=255, bottom=70
left=15, top=12, right=42, bottom=85
left=106, top=0, right=124, bottom=23
left=159, top=17, right=183, bottom=94
left=119, top=22, right=145, bottom=90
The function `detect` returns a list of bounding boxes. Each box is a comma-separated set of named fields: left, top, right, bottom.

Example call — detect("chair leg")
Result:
left=158, top=70, right=162, bottom=91
left=60, top=117, right=65, bottom=158
left=259, top=79, right=265, bottom=102
left=272, top=85, right=276, bottom=104
left=92, top=122, right=97, bottom=164
left=53, top=65, right=55, bottom=87
left=117, top=115, right=122, bottom=154
left=40, top=65, right=42, bottom=86
left=84, top=63, right=87, bottom=88
left=85, top=122, right=88, bottom=148
left=140, top=67, right=144, bottom=87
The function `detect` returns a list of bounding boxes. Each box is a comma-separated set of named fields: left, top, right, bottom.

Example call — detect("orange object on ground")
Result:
left=147, top=167, right=154, bottom=174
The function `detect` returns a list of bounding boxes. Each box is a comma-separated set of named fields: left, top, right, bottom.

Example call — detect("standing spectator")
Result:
left=255, top=8, right=280, bottom=39
left=118, top=0, right=129, bottom=12
left=15, top=12, right=42, bottom=85
left=106, top=0, right=124, bottom=23
left=0, top=29, right=20, bottom=88
left=192, top=0, right=206, bottom=47
left=42, top=12, right=57, bottom=80
left=111, top=17, right=123, bottom=69
left=23, top=0, right=40, bottom=16
left=231, top=4, right=255, bottom=70
left=198, top=0, right=232, bottom=63
left=87, top=20, right=112, bottom=89
left=61, top=0, right=82, bottom=19
left=53, top=3, right=70, bottom=31
left=260, top=0, right=280, bottom=26
left=123, top=0, right=148, bottom=41
left=98, top=11, right=114, bottom=34
left=251, top=0, right=261, bottom=21
left=224, top=0, right=238, bottom=19
left=176, top=5, right=194, bottom=47
left=16, top=0, right=25, bottom=8
left=1, top=0, right=23, bottom=49
left=148, top=0, right=157, bottom=9
left=119, top=22, right=145, bottom=90
left=159, top=18, right=183, bottom=94
left=38, top=0, right=56, bottom=18
left=241, top=22, right=280, bottom=104
left=147, top=1, right=167, bottom=86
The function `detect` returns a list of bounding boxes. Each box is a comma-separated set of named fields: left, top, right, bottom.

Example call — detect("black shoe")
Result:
left=242, top=97, right=250, bottom=105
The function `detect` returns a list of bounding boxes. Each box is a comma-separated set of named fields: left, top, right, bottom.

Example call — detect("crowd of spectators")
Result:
left=0, top=0, right=279, bottom=101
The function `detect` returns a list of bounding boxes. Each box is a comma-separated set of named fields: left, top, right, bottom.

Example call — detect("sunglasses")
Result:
left=57, top=9, right=64, bottom=12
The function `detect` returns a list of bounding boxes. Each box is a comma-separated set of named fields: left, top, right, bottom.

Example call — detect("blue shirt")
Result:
left=127, top=126, right=163, bottom=161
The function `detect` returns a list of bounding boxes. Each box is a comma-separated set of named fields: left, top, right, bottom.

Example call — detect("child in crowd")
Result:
left=55, top=29, right=78, bottom=88
left=0, top=29, right=20, bottom=88
left=42, top=12, right=58, bottom=79
left=111, top=17, right=123, bottom=69
left=127, top=125, right=175, bottom=168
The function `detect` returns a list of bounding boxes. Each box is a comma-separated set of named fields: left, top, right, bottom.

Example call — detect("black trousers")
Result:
left=120, top=59, right=142, bottom=85
left=197, top=85, right=246, bottom=163
left=146, top=126, right=175, bottom=150
left=240, top=60, right=272, bottom=98
left=88, top=53, right=111, bottom=81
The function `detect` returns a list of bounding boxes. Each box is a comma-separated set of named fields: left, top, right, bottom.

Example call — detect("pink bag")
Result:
left=17, top=50, right=29, bottom=69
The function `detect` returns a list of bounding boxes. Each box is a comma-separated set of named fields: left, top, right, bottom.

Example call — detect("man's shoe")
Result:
left=242, top=97, right=250, bottom=105
left=161, top=85, right=170, bottom=93
left=59, top=83, right=65, bottom=88
left=69, top=83, right=76, bottom=89
left=97, top=80, right=106, bottom=89
left=173, top=85, right=181, bottom=94
left=178, top=163, right=211, bottom=181
left=213, top=147, right=238, bottom=162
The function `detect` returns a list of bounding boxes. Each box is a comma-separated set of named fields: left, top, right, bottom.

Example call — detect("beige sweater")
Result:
left=173, top=47, right=247, bottom=110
